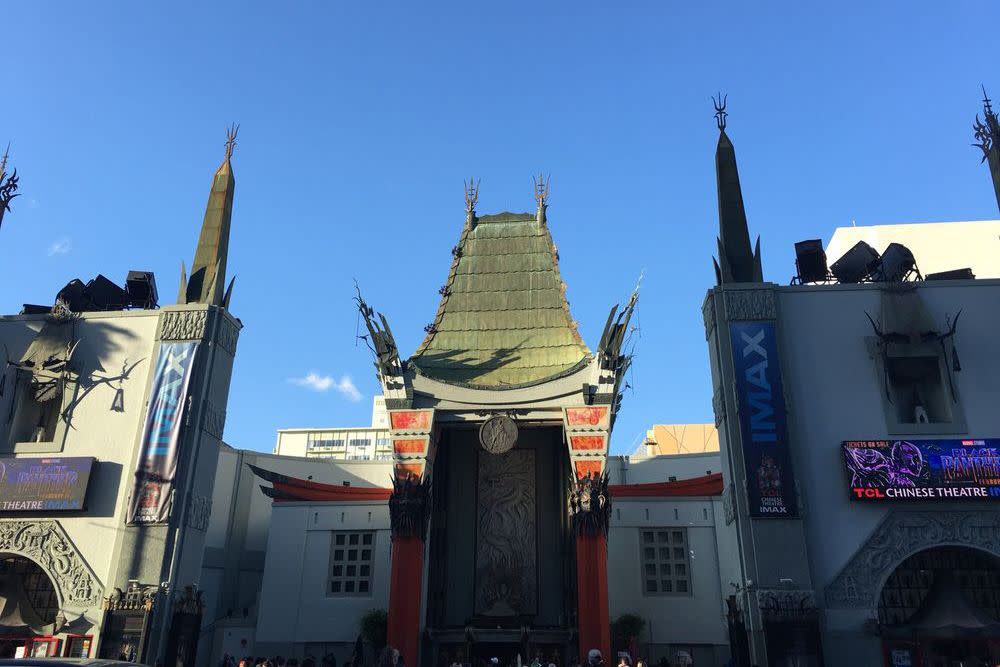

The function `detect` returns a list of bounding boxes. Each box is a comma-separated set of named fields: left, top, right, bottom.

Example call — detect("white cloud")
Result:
left=289, top=372, right=362, bottom=402
left=47, top=237, right=71, bottom=256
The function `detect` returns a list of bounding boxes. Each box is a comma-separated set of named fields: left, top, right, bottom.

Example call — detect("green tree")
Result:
left=610, top=613, right=646, bottom=651
left=360, top=608, right=388, bottom=651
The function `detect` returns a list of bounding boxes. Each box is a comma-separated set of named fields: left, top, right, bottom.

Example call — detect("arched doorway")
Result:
left=878, top=546, right=1000, bottom=666
left=0, top=553, right=61, bottom=658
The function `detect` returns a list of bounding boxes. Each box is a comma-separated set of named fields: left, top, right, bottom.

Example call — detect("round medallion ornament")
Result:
left=479, top=414, right=518, bottom=454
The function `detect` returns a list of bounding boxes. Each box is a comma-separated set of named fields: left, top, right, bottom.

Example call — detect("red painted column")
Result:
left=387, top=536, right=425, bottom=667
left=576, top=532, right=610, bottom=662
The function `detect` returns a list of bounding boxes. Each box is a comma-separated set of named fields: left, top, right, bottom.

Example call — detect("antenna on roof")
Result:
left=224, top=123, right=240, bottom=161
left=713, top=93, right=728, bottom=131
left=464, top=178, right=480, bottom=217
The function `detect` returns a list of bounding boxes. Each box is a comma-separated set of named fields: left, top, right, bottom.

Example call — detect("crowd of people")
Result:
left=219, top=646, right=697, bottom=667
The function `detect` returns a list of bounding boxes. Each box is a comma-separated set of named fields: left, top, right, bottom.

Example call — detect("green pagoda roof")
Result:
left=410, top=210, right=592, bottom=388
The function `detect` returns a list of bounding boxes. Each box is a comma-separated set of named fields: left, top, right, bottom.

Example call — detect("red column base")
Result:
left=387, top=536, right=425, bottom=667
left=576, top=532, right=610, bottom=662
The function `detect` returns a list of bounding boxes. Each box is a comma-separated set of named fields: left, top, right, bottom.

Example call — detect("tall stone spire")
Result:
left=973, top=86, right=1000, bottom=212
left=711, top=96, right=762, bottom=284
left=179, top=124, right=238, bottom=307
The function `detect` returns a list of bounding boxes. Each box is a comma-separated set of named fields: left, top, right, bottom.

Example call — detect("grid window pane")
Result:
left=329, top=531, right=375, bottom=597
left=640, top=527, right=691, bottom=596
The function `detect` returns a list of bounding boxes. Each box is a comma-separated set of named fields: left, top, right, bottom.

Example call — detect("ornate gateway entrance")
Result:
left=352, top=180, right=636, bottom=667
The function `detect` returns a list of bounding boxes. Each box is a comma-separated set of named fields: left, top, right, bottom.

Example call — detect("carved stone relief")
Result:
left=0, top=520, right=102, bottom=606
left=159, top=311, right=207, bottom=341
left=724, top=289, right=776, bottom=322
left=475, top=450, right=537, bottom=616
left=723, top=483, right=736, bottom=525
left=202, top=401, right=226, bottom=440
left=185, top=494, right=213, bottom=532
left=215, top=315, right=240, bottom=356
left=702, top=290, right=716, bottom=340
left=825, top=510, right=1000, bottom=609
left=712, top=384, right=726, bottom=426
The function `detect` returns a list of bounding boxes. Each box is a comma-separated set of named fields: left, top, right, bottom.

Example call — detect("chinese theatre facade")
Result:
left=255, top=181, right=636, bottom=666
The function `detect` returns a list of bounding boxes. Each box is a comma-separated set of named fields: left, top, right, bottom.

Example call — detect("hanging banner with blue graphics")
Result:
left=729, top=321, right=799, bottom=518
left=127, top=341, right=198, bottom=524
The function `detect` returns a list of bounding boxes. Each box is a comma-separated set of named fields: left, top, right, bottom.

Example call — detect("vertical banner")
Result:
left=128, top=342, right=199, bottom=524
left=729, top=321, right=799, bottom=518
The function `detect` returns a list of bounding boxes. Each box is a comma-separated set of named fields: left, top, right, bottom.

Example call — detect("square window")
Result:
left=329, top=531, right=376, bottom=597
left=644, top=564, right=656, bottom=576
left=662, top=580, right=673, bottom=592
left=674, top=547, right=685, bottom=559
left=644, top=548, right=655, bottom=559
left=661, top=564, right=672, bottom=576
left=677, top=580, right=688, bottom=593
left=675, top=563, right=686, bottom=576
left=643, top=532, right=654, bottom=543
left=657, top=531, right=669, bottom=543
left=645, top=580, right=657, bottom=593
left=640, top=527, right=690, bottom=597
left=672, top=531, right=683, bottom=542
left=660, top=548, right=671, bottom=560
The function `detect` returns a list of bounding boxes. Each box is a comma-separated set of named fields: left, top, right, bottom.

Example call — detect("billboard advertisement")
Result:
left=729, top=320, right=799, bottom=518
left=0, top=457, right=95, bottom=511
left=843, top=439, right=1000, bottom=501
left=127, top=341, right=198, bottom=524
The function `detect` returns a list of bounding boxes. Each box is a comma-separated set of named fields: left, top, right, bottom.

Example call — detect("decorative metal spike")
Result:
left=463, top=178, right=480, bottom=213
left=713, top=93, right=728, bottom=131
left=224, top=123, right=240, bottom=160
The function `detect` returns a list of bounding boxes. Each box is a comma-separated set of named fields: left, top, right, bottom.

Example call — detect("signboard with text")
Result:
left=843, top=439, right=1000, bottom=501
left=729, top=321, right=799, bottom=518
left=0, top=456, right=95, bottom=511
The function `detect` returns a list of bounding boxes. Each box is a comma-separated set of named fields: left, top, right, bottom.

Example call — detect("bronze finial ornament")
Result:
left=0, top=144, right=19, bottom=230
left=533, top=173, right=550, bottom=208
left=224, top=123, right=240, bottom=161
left=973, top=85, right=1000, bottom=212
left=713, top=93, right=728, bottom=131
left=464, top=178, right=480, bottom=214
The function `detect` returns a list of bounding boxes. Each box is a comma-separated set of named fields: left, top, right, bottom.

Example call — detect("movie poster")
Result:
left=0, top=457, right=94, bottom=511
left=127, top=342, right=198, bottom=524
left=729, top=321, right=799, bottom=518
left=843, top=439, right=1000, bottom=501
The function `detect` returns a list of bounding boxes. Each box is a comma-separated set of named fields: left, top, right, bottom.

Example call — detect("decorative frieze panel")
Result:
left=215, top=315, right=240, bottom=356
left=185, top=493, right=212, bottom=531
left=159, top=310, right=207, bottom=341
left=825, top=510, right=1000, bottom=609
left=757, top=588, right=818, bottom=622
left=0, top=520, right=102, bottom=606
left=724, top=289, right=776, bottom=322
left=202, top=401, right=226, bottom=439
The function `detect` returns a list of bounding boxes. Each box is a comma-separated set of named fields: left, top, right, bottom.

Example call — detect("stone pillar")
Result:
left=569, top=471, right=611, bottom=663
left=385, top=409, right=435, bottom=667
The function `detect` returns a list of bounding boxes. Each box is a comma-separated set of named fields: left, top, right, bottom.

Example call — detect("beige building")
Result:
left=272, top=397, right=392, bottom=461
left=826, top=219, right=1000, bottom=279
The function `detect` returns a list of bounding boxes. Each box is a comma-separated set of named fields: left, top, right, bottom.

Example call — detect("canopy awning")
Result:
left=883, top=570, right=1000, bottom=639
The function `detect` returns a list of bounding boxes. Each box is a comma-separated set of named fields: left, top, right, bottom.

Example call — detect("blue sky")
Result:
left=4, top=3, right=998, bottom=454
